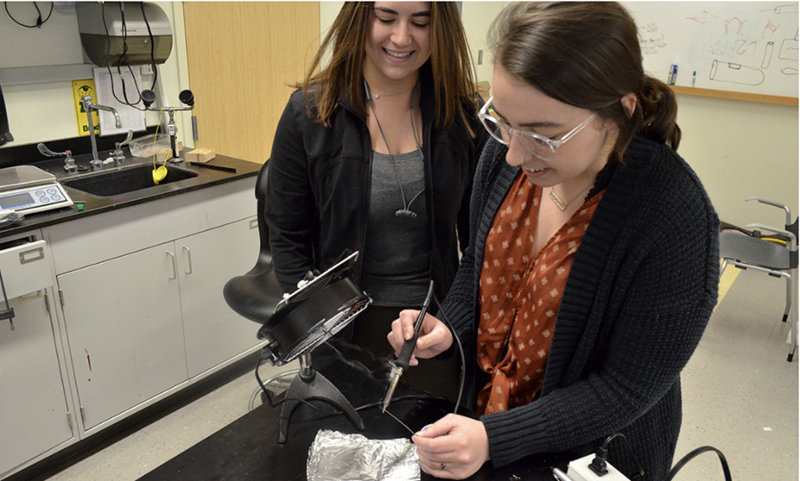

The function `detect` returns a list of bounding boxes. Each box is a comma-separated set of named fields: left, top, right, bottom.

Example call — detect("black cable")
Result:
left=101, top=2, right=144, bottom=110
left=356, top=394, right=450, bottom=413
left=254, top=351, right=277, bottom=406
left=116, top=2, right=129, bottom=103
left=432, top=293, right=466, bottom=415
left=102, top=2, right=112, bottom=67
left=102, top=3, right=125, bottom=105
left=140, top=1, right=158, bottom=91
left=0, top=266, right=14, bottom=318
left=251, top=292, right=467, bottom=435
left=254, top=349, right=441, bottom=436
left=253, top=347, right=375, bottom=411
left=589, top=432, right=645, bottom=479
left=115, top=2, right=142, bottom=107
left=666, top=446, right=732, bottom=481
left=4, top=1, right=53, bottom=28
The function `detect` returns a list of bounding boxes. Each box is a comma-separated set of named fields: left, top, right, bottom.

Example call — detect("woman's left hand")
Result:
left=412, top=414, right=491, bottom=479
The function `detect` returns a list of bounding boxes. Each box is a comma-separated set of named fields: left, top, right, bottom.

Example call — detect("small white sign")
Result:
left=92, top=67, right=147, bottom=136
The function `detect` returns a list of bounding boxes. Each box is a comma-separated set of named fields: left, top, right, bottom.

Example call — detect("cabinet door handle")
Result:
left=182, top=246, right=193, bottom=275
left=166, top=251, right=177, bottom=280
left=19, top=246, right=44, bottom=265
left=19, top=290, right=42, bottom=303
left=249, top=218, right=258, bottom=230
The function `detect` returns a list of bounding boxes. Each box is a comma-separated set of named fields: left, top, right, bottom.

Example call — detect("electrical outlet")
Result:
left=567, top=454, right=631, bottom=481
left=141, top=64, right=155, bottom=75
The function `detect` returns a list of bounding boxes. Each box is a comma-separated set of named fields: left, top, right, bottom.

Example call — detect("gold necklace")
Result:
left=548, top=184, right=592, bottom=211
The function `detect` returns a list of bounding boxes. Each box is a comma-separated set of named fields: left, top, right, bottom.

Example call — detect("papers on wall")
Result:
left=92, top=67, right=147, bottom=136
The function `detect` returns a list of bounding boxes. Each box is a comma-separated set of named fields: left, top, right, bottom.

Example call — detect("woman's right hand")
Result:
left=387, top=309, right=453, bottom=366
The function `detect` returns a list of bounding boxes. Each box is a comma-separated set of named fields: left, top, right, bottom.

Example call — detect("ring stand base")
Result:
left=278, top=351, right=364, bottom=443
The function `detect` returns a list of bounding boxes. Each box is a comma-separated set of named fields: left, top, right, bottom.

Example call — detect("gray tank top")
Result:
left=360, top=149, right=432, bottom=307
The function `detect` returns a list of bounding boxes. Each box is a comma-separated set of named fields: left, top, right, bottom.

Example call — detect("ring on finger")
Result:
left=441, top=463, right=447, bottom=470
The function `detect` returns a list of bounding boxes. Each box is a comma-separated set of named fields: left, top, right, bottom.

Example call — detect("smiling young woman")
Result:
left=362, top=2, right=431, bottom=94
left=298, top=2, right=478, bottom=133
left=264, top=2, right=488, bottom=399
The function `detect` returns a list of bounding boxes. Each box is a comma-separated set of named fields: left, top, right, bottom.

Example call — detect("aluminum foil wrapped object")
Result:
left=307, top=429, right=420, bottom=481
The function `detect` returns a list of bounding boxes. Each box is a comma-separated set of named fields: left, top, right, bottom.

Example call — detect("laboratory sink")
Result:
left=62, top=163, right=198, bottom=197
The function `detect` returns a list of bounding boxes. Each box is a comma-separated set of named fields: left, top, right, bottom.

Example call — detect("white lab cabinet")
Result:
left=0, top=234, right=75, bottom=478
left=57, top=216, right=261, bottom=430
left=58, top=243, right=188, bottom=430
left=44, top=178, right=263, bottom=434
left=177, top=217, right=261, bottom=378
left=0, top=175, right=264, bottom=479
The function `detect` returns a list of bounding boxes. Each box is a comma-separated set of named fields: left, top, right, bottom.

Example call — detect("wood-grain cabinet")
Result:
left=1, top=177, right=263, bottom=478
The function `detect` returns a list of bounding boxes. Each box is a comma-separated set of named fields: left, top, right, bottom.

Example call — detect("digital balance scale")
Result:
left=0, top=165, right=73, bottom=215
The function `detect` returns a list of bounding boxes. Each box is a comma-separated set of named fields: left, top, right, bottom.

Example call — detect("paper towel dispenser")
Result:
left=76, top=2, right=173, bottom=67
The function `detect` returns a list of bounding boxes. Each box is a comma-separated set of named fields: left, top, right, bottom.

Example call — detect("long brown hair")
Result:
left=298, top=2, right=478, bottom=133
left=488, top=2, right=681, bottom=162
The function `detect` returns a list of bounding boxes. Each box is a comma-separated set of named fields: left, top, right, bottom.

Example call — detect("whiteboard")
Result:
left=624, top=2, right=798, bottom=98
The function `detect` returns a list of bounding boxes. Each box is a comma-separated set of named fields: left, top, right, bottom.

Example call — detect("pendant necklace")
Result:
left=369, top=87, right=414, bottom=100
left=364, top=79, right=424, bottom=219
left=549, top=184, right=592, bottom=211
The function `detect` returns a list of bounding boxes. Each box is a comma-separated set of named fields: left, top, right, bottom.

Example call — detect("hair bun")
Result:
left=640, top=77, right=681, bottom=150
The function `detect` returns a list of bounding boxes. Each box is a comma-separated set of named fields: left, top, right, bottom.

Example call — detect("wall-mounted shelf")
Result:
left=0, top=64, right=95, bottom=86
left=670, top=85, right=798, bottom=107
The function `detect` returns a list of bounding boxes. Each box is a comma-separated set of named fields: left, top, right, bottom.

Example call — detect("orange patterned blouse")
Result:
left=477, top=172, right=604, bottom=414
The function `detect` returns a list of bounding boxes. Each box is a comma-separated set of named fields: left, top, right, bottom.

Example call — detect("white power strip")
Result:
left=566, top=454, right=631, bottom=481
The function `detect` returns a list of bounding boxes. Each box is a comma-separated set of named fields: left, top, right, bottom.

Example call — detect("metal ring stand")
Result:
left=249, top=368, right=299, bottom=412
left=276, top=351, right=364, bottom=444
left=252, top=252, right=371, bottom=443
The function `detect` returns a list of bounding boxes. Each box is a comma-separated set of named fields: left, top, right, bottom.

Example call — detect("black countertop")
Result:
left=138, top=353, right=564, bottom=481
left=0, top=151, right=261, bottom=238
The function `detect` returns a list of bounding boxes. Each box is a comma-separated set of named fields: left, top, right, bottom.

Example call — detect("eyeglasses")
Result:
left=478, top=96, right=598, bottom=161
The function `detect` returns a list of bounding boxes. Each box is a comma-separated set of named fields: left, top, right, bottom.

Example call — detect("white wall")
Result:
left=677, top=95, right=798, bottom=227
left=6, top=2, right=795, bottom=229
left=320, top=1, right=345, bottom=42
left=0, top=2, right=192, bottom=149
left=323, top=1, right=799, bottom=229
left=461, top=2, right=505, bottom=85
left=463, top=3, right=799, bottom=228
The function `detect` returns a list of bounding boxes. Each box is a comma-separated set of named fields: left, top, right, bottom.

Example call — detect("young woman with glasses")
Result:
left=388, top=3, right=719, bottom=479
left=265, top=2, right=488, bottom=396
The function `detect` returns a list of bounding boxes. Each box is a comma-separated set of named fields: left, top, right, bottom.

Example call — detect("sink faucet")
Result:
left=38, top=143, right=77, bottom=172
left=82, top=95, right=122, bottom=169
left=111, top=130, right=134, bottom=165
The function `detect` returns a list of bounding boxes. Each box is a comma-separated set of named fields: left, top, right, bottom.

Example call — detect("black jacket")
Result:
left=265, top=68, right=489, bottom=303
left=442, top=135, right=719, bottom=480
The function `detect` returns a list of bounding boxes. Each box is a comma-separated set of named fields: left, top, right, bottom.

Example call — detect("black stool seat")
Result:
left=222, top=160, right=283, bottom=324
left=223, top=261, right=283, bottom=324
left=221, top=160, right=367, bottom=443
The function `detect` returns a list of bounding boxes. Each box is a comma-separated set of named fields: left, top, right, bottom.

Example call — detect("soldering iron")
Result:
left=381, top=280, right=435, bottom=413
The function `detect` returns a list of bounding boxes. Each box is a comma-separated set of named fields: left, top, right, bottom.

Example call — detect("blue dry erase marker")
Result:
left=692, top=70, right=697, bottom=87
left=668, top=64, right=678, bottom=85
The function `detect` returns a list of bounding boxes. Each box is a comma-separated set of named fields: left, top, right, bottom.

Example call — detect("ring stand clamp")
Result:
left=256, top=251, right=371, bottom=443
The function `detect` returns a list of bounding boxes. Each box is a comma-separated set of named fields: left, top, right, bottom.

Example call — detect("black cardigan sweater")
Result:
left=264, top=66, right=488, bottom=303
left=440, top=135, right=720, bottom=480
